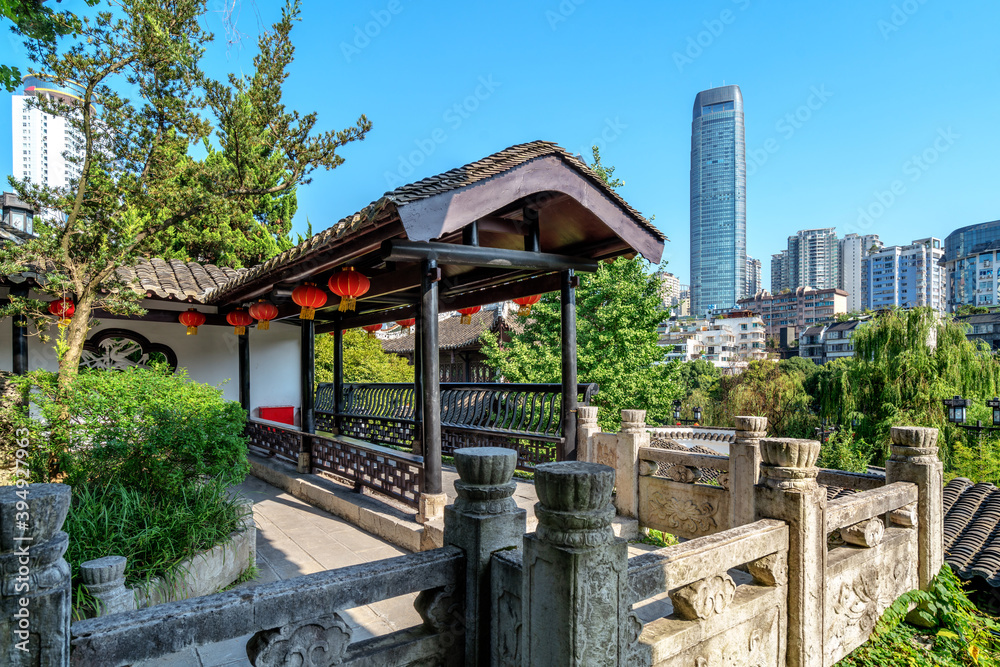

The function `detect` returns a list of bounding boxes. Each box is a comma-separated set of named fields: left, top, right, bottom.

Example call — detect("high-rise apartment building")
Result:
left=11, top=75, right=85, bottom=193
left=661, top=272, right=681, bottom=309
left=746, top=256, right=761, bottom=297
left=862, top=237, right=946, bottom=313
left=772, top=228, right=840, bottom=293
left=738, top=286, right=848, bottom=337
left=839, top=233, right=882, bottom=313
left=690, top=85, right=746, bottom=317
left=944, top=220, right=1000, bottom=310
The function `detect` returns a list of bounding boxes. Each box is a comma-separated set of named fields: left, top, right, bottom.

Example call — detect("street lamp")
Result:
left=988, top=397, right=1000, bottom=427
left=693, top=406, right=702, bottom=425
left=943, top=396, right=971, bottom=425
left=815, top=418, right=837, bottom=445
left=673, top=399, right=682, bottom=424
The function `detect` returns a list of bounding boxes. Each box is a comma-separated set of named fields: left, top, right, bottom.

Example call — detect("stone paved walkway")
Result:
left=136, top=475, right=422, bottom=667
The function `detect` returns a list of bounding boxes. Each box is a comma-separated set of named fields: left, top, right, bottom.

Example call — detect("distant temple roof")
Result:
left=381, top=306, right=520, bottom=354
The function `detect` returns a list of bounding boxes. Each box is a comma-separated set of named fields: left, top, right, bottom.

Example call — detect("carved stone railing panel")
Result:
left=70, top=547, right=465, bottom=667
left=640, top=446, right=729, bottom=487
left=637, top=476, right=730, bottom=540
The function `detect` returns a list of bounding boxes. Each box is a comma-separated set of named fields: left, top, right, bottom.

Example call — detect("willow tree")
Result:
left=1, top=0, right=370, bottom=397
left=815, top=308, right=1000, bottom=466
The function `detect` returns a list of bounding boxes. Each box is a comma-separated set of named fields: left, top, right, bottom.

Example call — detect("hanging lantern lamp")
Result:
left=291, top=282, right=327, bottom=320
left=457, top=305, right=481, bottom=325
left=226, top=309, right=253, bottom=336
left=396, top=318, right=415, bottom=332
left=248, top=300, right=279, bottom=330
left=513, top=294, right=541, bottom=316
left=47, top=297, right=75, bottom=324
left=328, top=267, right=371, bottom=312
left=362, top=323, right=382, bottom=338
left=178, top=308, right=206, bottom=335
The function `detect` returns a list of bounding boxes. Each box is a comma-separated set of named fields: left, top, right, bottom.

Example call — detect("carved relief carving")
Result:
left=414, top=585, right=462, bottom=635
left=246, top=613, right=352, bottom=667
left=495, top=588, right=522, bottom=666
left=80, top=328, right=178, bottom=371
left=830, top=560, right=910, bottom=652
left=647, top=491, right=719, bottom=535
left=669, top=574, right=737, bottom=620
left=717, top=472, right=730, bottom=490
left=747, top=552, right=787, bottom=587
left=664, top=464, right=702, bottom=484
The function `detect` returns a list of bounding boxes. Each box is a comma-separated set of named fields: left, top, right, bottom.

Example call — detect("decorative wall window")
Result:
left=80, top=329, right=177, bottom=371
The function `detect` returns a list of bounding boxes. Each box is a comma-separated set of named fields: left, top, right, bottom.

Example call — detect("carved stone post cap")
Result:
left=620, top=409, right=647, bottom=433
left=889, top=426, right=938, bottom=452
left=760, top=438, right=820, bottom=469
left=535, top=461, right=615, bottom=513
left=734, top=415, right=767, bottom=434
left=80, top=556, right=127, bottom=585
left=578, top=405, right=599, bottom=422
left=454, top=447, right=516, bottom=486
left=0, top=483, right=71, bottom=552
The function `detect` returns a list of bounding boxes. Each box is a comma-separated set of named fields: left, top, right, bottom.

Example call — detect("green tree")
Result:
left=315, top=330, right=413, bottom=384
left=1, top=0, right=370, bottom=477
left=1, top=0, right=98, bottom=92
left=717, top=360, right=816, bottom=437
left=678, top=358, right=720, bottom=397
left=816, top=308, right=1000, bottom=470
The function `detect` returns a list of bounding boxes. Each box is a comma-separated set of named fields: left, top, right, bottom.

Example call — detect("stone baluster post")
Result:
left=79, top=556, right=137, bottom=617
left=443, top=448, right=526, bottom=666
left=754, top=438, right=826, bottom=667
left=730, top=416, right=767, bottom=528
left=611, top=409, right=649, bottom=520
left=576, top=406, right=600, bottom=463
left=523, top=461, right=630, bottom=666
left=885, top=426, right=943, bottom=589
left=0, top=484, right=72, bottom=667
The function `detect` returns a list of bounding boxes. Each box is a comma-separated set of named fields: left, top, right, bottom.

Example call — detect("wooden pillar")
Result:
left=238, top=330, right=250, bottom=416
left=421, top=259, right=442, bottom=495
left=332, top=323, right=343, bottom=434
left=413, top=307, right=424, bottom=456
left=300, top=320, right=315, bottom=434
left=10, top=285, right=27, bottom=375
left=560, top=269, right=578, bottom=461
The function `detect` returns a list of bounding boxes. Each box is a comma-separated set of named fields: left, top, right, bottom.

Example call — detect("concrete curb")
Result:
left=248, top=454, right=442, bottom=552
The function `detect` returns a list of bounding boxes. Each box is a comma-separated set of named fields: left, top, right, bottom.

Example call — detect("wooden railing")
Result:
left=314, top=381, right=599, bottom=469
left=246, top=419, right=424, bottom=507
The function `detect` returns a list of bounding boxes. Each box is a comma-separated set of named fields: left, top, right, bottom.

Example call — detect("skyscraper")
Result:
left=746, top=256, right=761, bottom=297
left=690, top=85, right=745, bottom=317
left=11, top=75, right=85, bottom=192
left=839, top=233, right=881, bottom=312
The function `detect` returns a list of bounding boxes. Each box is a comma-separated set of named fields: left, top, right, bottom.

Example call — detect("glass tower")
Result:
left=690, top=85, right=746, bottom=317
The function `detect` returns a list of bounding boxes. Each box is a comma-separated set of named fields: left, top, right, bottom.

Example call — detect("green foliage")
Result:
left=839, top=564, right=1000, bottom=666
left=949, top=436, right=1000, bottom=486
left=315, top=330, right=414, bottom=384
left=13, top=367, right=248, bottom=489
left=481, top=257, right=682, bottom=431
left=631, top=529, right=678, bottom=549
left=0, top=0, right=99, bottom=92
left=816, top=308, right=1000, bottom=470
left=66, top=479, right=247, bottom=617
left=679, top=359, right=720, bottom=397
left=717, top=360, right=816, bottom=436
left=817, top=429, right=869, bottom=473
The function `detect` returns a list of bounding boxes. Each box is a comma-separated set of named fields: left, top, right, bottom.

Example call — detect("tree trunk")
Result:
left=49, top=293, right=93, bottom=478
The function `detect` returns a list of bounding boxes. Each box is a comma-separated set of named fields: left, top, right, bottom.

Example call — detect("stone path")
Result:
left=136, top=475, right=422, bottom=667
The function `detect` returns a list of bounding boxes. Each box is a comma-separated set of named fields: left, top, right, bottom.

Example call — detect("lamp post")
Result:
left=815, top=418, right=837, bottom=445
left=670, top=398, right=702, bottom=426
left=942, top=395, right=1000, bottom=439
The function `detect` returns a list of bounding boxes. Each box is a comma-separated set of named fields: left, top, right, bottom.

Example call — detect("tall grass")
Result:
left=65, top=480, right=247, bottom=614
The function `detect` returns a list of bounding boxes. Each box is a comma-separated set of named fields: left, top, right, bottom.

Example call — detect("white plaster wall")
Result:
left=2, top=312, right=302, bottom=419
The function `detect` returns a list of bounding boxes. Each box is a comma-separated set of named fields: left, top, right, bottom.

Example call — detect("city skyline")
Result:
left=1, top=2, right=998, bottom=286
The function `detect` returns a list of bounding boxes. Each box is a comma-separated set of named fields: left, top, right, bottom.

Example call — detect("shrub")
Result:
left=14, top=366, right=248, bottom=492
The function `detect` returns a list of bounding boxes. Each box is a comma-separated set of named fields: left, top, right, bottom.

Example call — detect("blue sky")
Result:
left=4, top=0, right=999, bottom=286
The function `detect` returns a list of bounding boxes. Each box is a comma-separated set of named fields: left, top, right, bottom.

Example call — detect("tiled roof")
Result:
left=649, top=438, right=726, bottom=484
left=113, top=258, right=245, bottom=303
left=381, top=308, right=518, bottom=354
left=205, top=140, right=664, bottom=303
left=943, top=477, right=1000, bottom=586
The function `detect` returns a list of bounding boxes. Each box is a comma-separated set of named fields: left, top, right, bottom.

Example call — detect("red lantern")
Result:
left=362, top=323, right=382, bottom=338
left=457, top=305, right=481, bottom=325
left=291, top=282, right=327, bottom=320
left=248, top=299, right=279, bottom=331
left=513, top=294, right=541, bottom=316
left=396, top=318, right=415, bottom=332
left=328, top=267, right=370, bottom=312
left=47, top=297, right=74, bottom=324
left=178, top=308, right=206, bottom=336
left=226, top=309, right=253, bottom=336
